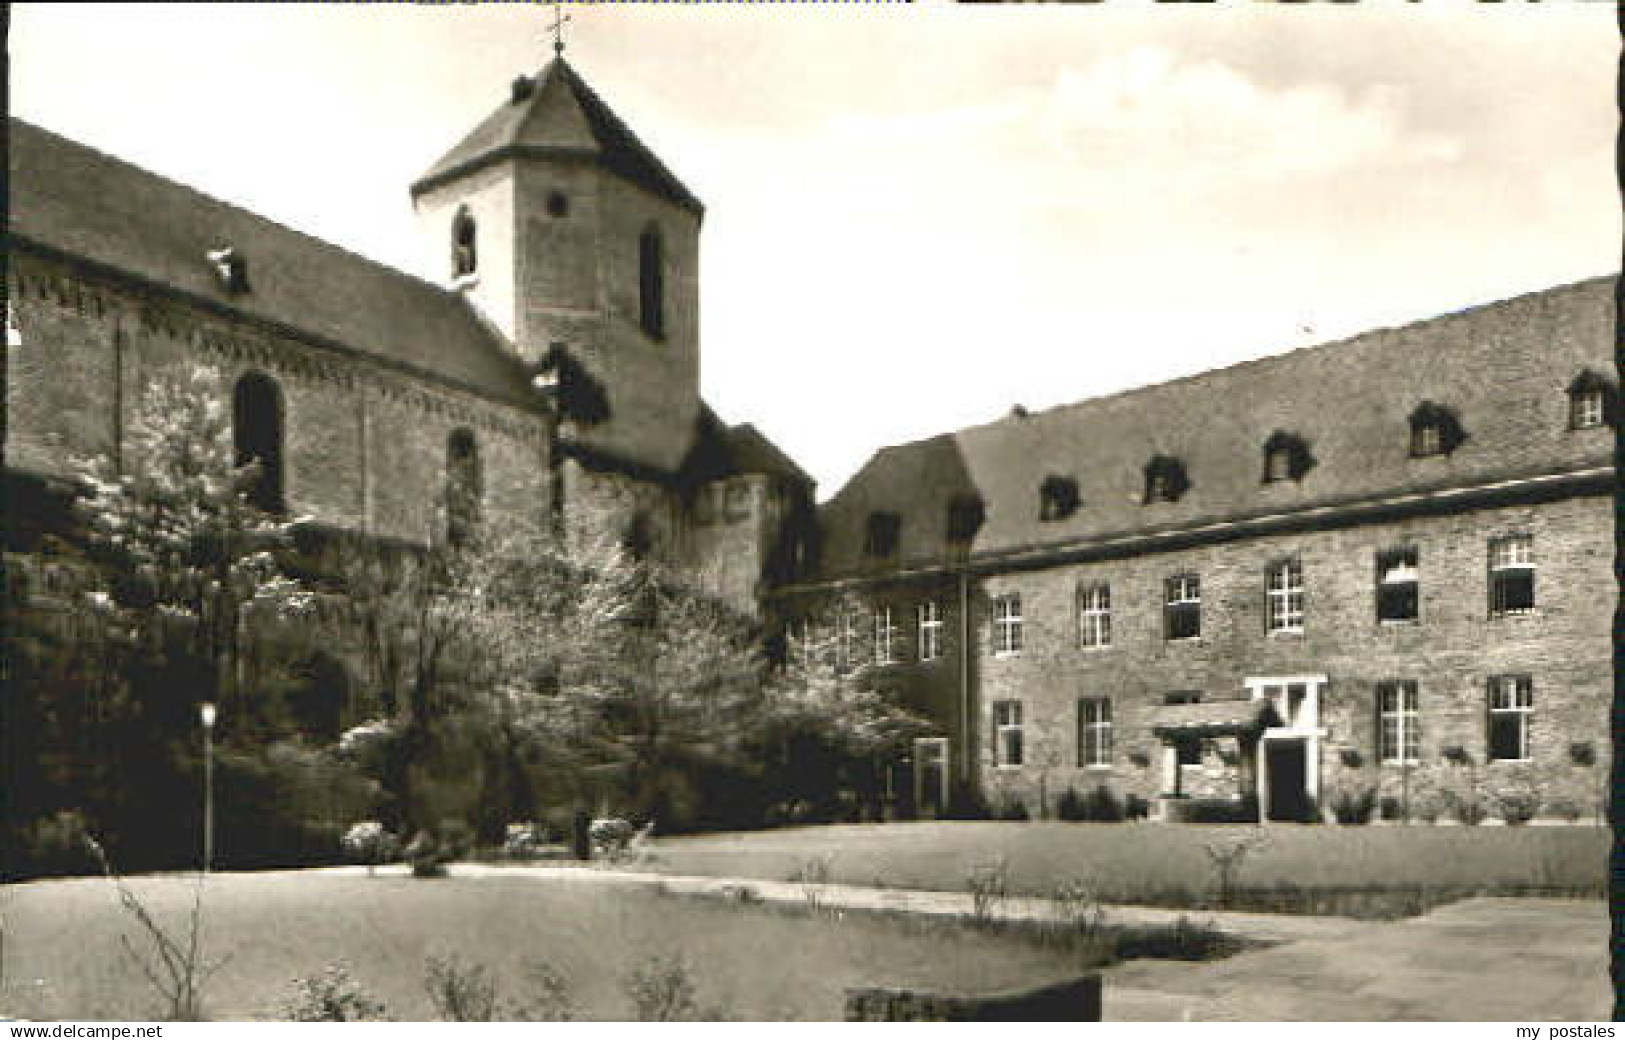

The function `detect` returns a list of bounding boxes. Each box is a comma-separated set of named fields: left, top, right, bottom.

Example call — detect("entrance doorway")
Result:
left=913, top=737, right=949, bottom=818
left=1265, top=740, right=1311, bottom=822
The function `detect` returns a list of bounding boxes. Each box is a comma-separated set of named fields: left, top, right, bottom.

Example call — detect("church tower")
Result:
left=410, top=56, right=704, bottom=478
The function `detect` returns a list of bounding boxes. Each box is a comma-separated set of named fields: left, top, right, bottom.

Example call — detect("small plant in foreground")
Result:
left=424, top=951, right=500, bottom=1021
left=1201, top=831, right=1268, bottom=908
left=86, top=836, right=230, bottom=1021
left=341, top=821, right=401, bottom=876
left=282, top=963, right=390, bottom=1021
left=623, top=953, right=701, bottom=1022
left=789, top=853, right=835, bottom=913
left=1496, top=790, right=1539, bottom=826
left=504, top=822, right=545, bottom=861
left=1330, top=786, right=1377, bottom=825
left=509, top=960, right=577, bottom=1022
left=965, top=854, right=1009, bottom=925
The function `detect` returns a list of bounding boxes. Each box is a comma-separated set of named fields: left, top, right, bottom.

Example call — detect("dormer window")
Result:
left=864, top=511, right=901, bottom=558
left=452, top=207, right=478, bottom=279
left=1143, top=455, right=1189, bottom=504
left=1408, top=402, right=1465, bottom=457
left=946, top=494, right=985, bottom=543
left=1567, top=370, right=1615, bottom=430
left=1039, top=476, right=1080, bottom=521
left=206, top=247, right=250, bottom=294
left=1261, top=431, right=1314, bottom=484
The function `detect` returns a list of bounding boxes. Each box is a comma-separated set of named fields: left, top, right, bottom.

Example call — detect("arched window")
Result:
left=446, top=427, right=482, bottom=548
left=451, top=207, right=477, bottom=279
left=233, top=372, right=285, bottom=513
left=638, top=225, right=665, bottom=339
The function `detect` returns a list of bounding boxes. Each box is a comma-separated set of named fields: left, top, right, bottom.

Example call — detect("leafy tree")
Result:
left=70, top=365, right=314, bottom=735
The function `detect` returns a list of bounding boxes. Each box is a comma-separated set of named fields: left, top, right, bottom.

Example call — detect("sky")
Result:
left=10, top=2, right=1618, bottom=498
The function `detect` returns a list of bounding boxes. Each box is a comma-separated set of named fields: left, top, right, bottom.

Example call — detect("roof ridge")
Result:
left=10, top=117, right=460, bottom=303
left=865, top=273, right=1617, bottom=458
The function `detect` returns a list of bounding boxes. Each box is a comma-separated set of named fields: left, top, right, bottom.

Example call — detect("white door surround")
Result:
left=1248, top=675, right=1329, bottom=821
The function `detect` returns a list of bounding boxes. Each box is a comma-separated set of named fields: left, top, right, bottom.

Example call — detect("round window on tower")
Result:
left=547, top=191, right=569, bottom=218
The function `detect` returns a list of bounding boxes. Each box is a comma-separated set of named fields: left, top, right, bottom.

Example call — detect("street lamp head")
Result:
left=200, top=702, right=217, bottom=728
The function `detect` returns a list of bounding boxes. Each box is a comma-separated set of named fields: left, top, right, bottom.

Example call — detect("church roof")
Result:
left=8, top=118, right=537, bottom=408
left=680, top=406, right=812, bottom=487
left=815, top=275, right=1615, bottom=580
left=411, top=58, right=704, bottom=215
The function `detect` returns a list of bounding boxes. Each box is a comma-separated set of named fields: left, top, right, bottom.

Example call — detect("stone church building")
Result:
left=7, top=55, right=1615, bottom=825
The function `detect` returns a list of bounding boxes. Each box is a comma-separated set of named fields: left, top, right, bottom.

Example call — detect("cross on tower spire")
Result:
left=547, top=1, right=571, bottom=58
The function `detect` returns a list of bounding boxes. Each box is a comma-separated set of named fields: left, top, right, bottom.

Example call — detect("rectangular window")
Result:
left=873, top=606, right=898, bottom=665
left=1487, top=675, right=1533, bottom=761
left=993, top=700, right=1024, bottom=767
left=1164, top=574, right=1201, bottom=640
left=992, top=593, right=1023, bottom=656
left=1077, top=697, right=1113, bottom=766
left=1377, top=680, right=1420, bottom=764
left=1266, top=558, right=1304, bottom=634
left=917, top=600, right=943, bottom=662
left=1376, top=547, right=1420, bottom=623
left=1077, top=583, right=1111, bottom=648
left=1489, top=535, right=1535, bottom=615
left=1573, top=389, right=1605, bottom=429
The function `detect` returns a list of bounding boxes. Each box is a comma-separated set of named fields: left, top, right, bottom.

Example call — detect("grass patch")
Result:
left=649, top=821, right=1606, bottom=917
left=0, top=872, right=1087, bottom=1021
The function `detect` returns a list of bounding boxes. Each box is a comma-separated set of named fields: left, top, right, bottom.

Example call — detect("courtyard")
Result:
left=0, top=821, right=1607, bottom=1021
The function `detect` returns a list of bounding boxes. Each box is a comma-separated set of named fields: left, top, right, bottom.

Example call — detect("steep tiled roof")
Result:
left=681, top=406, right=812, bottom=487
left=9, top=118, right=538, bottom=408
left=411, top=58, right=703, bottom=214
left=818, top=275, right=1615, bottom=579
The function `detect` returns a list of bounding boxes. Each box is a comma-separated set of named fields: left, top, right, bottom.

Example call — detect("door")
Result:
left=913, top=737, right=949, bottom=818
left=1265, top=740, right=1310, bottom=822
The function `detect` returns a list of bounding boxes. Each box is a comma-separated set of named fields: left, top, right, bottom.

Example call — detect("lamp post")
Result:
left=200, top=702, right=216, bottom=873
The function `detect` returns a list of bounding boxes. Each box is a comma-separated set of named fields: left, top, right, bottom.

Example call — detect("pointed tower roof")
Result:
left=411, top=58, right=703, bottom=214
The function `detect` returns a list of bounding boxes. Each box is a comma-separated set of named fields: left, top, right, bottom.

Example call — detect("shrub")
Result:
left=1330, top=787, right=1377, bottom=825
left=1083, top=784, right=1126, bottom=823
left=942, top=787, right=992, bottom=821
left=341, top=821, right=400, bottom=875
left=1450, top=793, right=1486, bottom=826
left=1124, top=793, right=1152, bottom=821
left=1378, top=796, right=1404, bottom=821
left=405, top=821, right=470, bottom=878
left=424, top=952, right=499, bottom=1022
left=504, top=822, right=544, bottom=861
left=623, top=954, right=701, bottom=1022
left=511, top=961, right=576, bottom=1022
left=590, top=817, right=635, bottom=861
left=1497, top=791, right=1538, bottom=826
left=1056, top=787, right=1086, bottom=822
left=282, top=963, right=390, bottom=1021
left=995, top=796, right=1030, bottom=822
left=21, top=810, right=96, bottom=877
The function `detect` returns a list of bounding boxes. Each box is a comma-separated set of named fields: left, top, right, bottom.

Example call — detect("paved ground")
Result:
left=324, top=864, right=1610, bottom=1021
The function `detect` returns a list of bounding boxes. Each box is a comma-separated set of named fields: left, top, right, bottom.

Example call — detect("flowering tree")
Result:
left=71, top=364, right=314, bottom=734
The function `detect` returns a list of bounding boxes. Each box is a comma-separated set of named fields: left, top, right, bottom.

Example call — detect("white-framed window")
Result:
left=993, top=700, right=1024, bottom=767
left=1076, top=583, right=1111, bottom=648
left=1376, top=547, right=1420, bottom=623
left=1572, top=387, right=1605, bottom=429
left=1487, top=674, right=1533, bottom=761
left=917, top=600, right=943, bottom=662
left=991, top=593, right=1023, bottom=656
left=1164, top=574, right=1201, bottom=641
left=1265, top=558, right=1304, bottom=634
left=1077, top=697, right=1113, bottom=767
left=873, top=605, right=898, bottom=665
left=1489, top=535, right=1534, bottom=615
left=1377, top=680, right=1420, bottom=764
